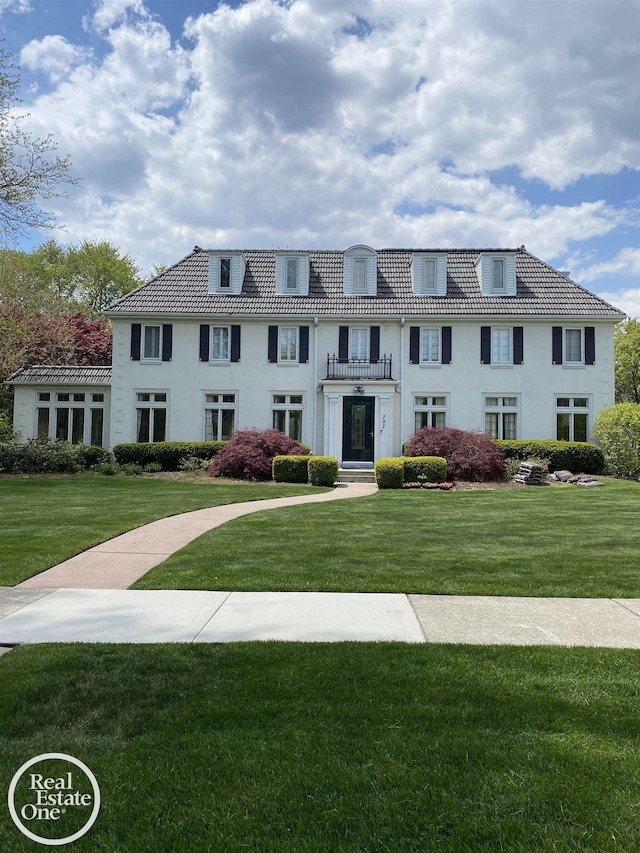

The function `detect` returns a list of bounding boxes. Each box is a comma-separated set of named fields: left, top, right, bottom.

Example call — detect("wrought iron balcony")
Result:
left=325, top=354, right=393, bottom=381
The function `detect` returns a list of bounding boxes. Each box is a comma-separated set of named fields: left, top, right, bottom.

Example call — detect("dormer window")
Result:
left=475, top=252, right=516, bottom=296
left=411, top=253, right=447, bottom=295
left=208, top=252, right=245, bottom=294
left=343, top=245, right=377, bottom=296
left=275, top=252, right=310, bottom=295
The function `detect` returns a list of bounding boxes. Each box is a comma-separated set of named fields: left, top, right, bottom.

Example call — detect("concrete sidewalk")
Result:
left=1, top=588, right=640, bottom=648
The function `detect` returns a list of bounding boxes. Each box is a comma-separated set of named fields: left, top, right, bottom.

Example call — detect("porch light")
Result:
left=354, top=385, right=365, bottom=395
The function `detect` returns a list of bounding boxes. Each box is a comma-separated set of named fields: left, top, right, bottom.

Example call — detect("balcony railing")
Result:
left=325, top=355, right=393, bottom=381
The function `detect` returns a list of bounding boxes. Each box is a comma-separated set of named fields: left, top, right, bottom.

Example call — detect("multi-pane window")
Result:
left=350, top=328, right=369, bottom=360
left=35, top=389, right=106, bottom=446
left=484, top=395, right=518, bottom=440
left=204, top=393, right=236, bottom=441
left=421, top=329, right=440, bottom=363
left=556, top=397, right=589, bottom=442
left=565, top=329, right=583, bottom=364
left=492, top=328, right=511, bottom=364
left=272, top=394, right=303, bottom=441
left=279, top=327, right=298, bottom=362
left=211, top=326, right=230, bottom=361
left=143, top=325, right=161, bottom=360
left=414, top=395, right=447, bottom=431
left=136, top=392, right=167, bottom=443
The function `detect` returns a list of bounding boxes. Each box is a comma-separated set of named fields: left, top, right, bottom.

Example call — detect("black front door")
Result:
left=342, top=397, right=374, bottom=462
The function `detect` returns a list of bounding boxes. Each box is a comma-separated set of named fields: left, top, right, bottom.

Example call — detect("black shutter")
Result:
left=162, top=324, right=172, bottom=361
left=299, top=326, right=309, bottom=363
left=199, top=325, right=209, bottom=362
left=480, top=326, right=491, bottom=364
left=409, top=327, right=420, bottom=364
left=268, top=326, right=278, bottom=363
left=552, top=326, right=563, bottom=365
left=585, top=326, right=595, bottom=365
left=231, top=325, right=241, bottom=363
left=441, top=326, right=452, bottom=364
left=130, top=323, right=141, bottom=361
left=513, top=326, right=523, bottom=365
left=338, top=326, right=349, bottom=360
left=370, top=326, right=380, bottom=362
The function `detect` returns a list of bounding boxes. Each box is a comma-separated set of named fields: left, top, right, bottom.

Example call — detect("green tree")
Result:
left=67, top=240, right=142, bottom=314
left=593, top=403, right=640, bottom=480
left=615, top=318, right=640, bottom=404
left=0, top=48, right=77, bottom=243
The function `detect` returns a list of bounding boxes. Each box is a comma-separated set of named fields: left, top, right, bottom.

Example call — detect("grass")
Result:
left=0, top=475, right=327, bottom=587
left=1, top=642, right=639, bottom=852
left=135, top=479, right=640, bottom=598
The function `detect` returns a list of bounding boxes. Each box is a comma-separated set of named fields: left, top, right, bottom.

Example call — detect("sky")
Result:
left=0, top=0, right=638, bottom=316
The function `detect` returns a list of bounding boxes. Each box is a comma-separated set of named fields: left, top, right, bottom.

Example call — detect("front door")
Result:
left=342, top=397, right=374, bottom=462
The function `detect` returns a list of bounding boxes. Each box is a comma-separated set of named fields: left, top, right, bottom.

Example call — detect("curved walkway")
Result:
left=1, top=481, right=640, bottom=650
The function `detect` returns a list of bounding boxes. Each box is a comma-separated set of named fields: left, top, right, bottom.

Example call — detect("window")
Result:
left=492, top=328, right=511, bottom=364
left=286, top=258, right=298, bottom=290
left=143, top=325, right=161, bottom=360
left=279, top=327, right=298, bottom=362
left=476, top=253, right=516, bottom=295
left=353, top=258, right=367, bottom=293
left=204, top=393, right=236, bottom=441
left=272, top=394, right=303, bottom=441
left=220, top=257, right=231, bottom=289
left=493, top=258, right=505, bottom=291
left=484, top=395, right=519, bottom=440
left=552, top=326, right=595, bottom=366
left=556, top=397, right=589, bottom=442
left=414, top=395, right=447, bottom=431
left=423, top=258, right=437, bottom=293
left=565, top=329, right=582, bottom=364
left=350, top=328, right=369, bottom=360
left=421, top=329, right=440, bottom=364
left=211, top=326, right=230, bottom=361
left=35, top=388, right=107, bottom=446
left=135, top=392, right=167, bottom=443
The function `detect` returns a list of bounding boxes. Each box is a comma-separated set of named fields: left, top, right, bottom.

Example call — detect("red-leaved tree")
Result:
left=209, top=428, right=308, bottom=480
left=404, top=426, right=505, bottom=482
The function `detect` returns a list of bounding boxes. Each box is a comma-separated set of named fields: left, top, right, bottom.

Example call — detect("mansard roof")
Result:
left=104, top=246, right=624, bottom=319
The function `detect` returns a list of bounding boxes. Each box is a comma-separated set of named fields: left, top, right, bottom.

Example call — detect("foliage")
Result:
left=495, top=439, right=605, bottom=474
left=307, top=456, right=339, bottom=486
left=272, top=454, right=309, bottom=483
left=113, top=441, right=227, bottom=471
left=209, top=428, right=308, bottom=480
left=405, top=427, right=505, bottom=482
left=403, top=456, right=447, bottom=483
left=0, top=411, right=15, bottom=441
left=119, top=463, right=143, bottom=476
left=593, top=403, right=640, bottom=480
left=0, top=437, right=108, bottom=473
left=374, top=457, right=404, bottom=489
left=142, top=462, right=163, bottom=473
left=615, top=318, right=640, bottom=404
left=0, top=48, right=77, bottom=243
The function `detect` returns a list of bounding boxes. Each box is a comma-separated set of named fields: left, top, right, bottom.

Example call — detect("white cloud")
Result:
left=20, top=35, right=91, bottom=83
left=596, top=288, right=640, bottom=320
left=575, top=248, right=640, bottom=283
left=12, top=0, right=639, bottom=283
left=0, top=0, right=30, bottom=15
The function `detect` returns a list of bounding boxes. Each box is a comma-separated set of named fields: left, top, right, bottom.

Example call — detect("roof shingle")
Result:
left=6, top=365, right=112, bottom=385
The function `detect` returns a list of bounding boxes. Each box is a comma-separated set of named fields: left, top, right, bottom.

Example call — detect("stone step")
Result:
left=337, top=468, right=376, bottom=484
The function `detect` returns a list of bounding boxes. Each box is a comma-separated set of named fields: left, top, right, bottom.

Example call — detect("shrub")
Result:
left=375, top=457, right=404, bottom=489
left=405, top=427, right=505, bottom=482
left=95, top=462, right=117, bottom=476
left=0, top=412, right=16, bottom=442
left=75, top=444, right=111, bottom=468
left=178, top=456, right=205, bottom=473
left=272, top=455, right=309, bottom=483
left=402, top=456, right=447, bottom=484
left=119, top=463, right=143, bottom=476
left=495, top=439, right=605, bottom=474
left=143, top=462, right=163, bottom=473
left=308, top=456, right=339, bottom=486
left=113, top=441, right=227, bottom=471
left=593, top=403, right=640, bottom=480
left=0, top=438, right=89, bottom=474
left=210, top=429, right=308, bottom=480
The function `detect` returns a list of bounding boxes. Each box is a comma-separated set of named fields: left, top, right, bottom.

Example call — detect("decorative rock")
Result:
left=514, top=462, right=544, bottom=485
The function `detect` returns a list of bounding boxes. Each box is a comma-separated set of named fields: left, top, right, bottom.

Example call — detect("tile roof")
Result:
left=6, top=365, right=112, bottom=385
left=105, top=247, right=625, bottom=319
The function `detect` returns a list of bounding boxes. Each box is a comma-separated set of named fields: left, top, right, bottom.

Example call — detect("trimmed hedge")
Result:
left=308, top=456, right=339, bottom=487
left=375, top=457, right=404, bottom=489
left=272, top=455, right=310, bottom=483
left=403, top=456, right=447, bottom=483
left=0, top=438, right=110, bottom=474
left=494, top=440, right=605, bottom=474
left=113, top=441, right=227, bottom=471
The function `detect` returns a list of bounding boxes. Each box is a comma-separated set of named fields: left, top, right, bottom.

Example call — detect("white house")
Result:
left=8, top=245, right=625, bottom=465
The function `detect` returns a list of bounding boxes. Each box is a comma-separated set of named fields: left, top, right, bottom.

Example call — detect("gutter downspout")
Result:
left=399, top=316, right=405, bottom=454
left=312, top=315, right=319, bottom=453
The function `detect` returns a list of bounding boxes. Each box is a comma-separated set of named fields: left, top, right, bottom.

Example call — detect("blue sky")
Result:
left=1, top=0, right=638, bottom=316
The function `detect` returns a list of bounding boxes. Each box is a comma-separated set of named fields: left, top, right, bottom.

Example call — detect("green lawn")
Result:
left=1, top=643, right=639, bottom=852
left=135, top=479, right=640, bottom=598
left=0, top=476, right=326, bottom=587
